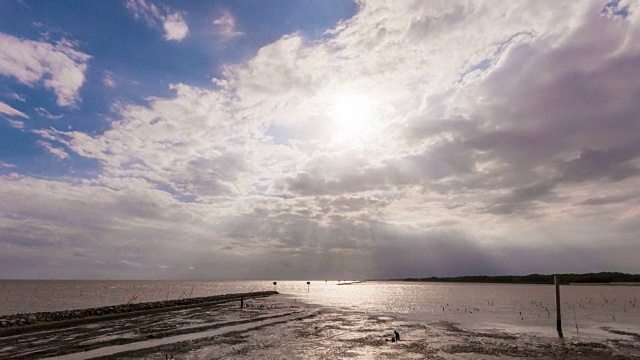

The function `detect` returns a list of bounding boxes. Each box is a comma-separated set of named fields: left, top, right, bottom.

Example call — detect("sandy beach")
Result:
left=1, top=293, right=639, bottom=359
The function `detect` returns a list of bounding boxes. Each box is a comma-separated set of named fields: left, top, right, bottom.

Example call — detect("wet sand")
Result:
left=1, top=294, right=639, bottom=359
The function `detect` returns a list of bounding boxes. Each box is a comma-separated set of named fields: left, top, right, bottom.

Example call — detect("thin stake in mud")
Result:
left=572, top=303, right=579, bottom=334
left=555, top=274, right=563, bottom=338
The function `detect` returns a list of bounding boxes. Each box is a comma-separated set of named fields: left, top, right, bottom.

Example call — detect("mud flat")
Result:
left=1, top=294, right=640, bottom=359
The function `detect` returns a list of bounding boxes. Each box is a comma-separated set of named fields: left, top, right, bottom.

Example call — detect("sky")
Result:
left=0, top=0, right=639, bottom=280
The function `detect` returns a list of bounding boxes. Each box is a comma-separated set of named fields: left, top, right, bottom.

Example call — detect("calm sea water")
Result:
left=1, top=280, right=639, bottom=335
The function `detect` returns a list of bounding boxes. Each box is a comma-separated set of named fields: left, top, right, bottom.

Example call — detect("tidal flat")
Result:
left=1, top=294, right=639, bottom=359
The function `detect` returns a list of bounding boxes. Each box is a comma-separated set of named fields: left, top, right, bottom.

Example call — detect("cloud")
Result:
left=0, top=33, right=90, bottom=107
left=120, top=259, right=143, bottom=268
left=580, top=191, right=640, bottom=206
left=0, top=100, right=28, bottom=118
left=125, top=0, right=189, bottom=41
left=103, top=71, right=117, bottom=88
left=36, top=140, right=69, bottom=160
left=212, top=10, right=243, bottom=40
left=4, top=92, right=26, bottom=102
left=162, top=12, right=189, bottom=41
left=0, top=174, right=252, bottom=278
left=6, top=119, right=25, bottom=129
left=35, top=107, right=63, bottom=120
left=10, top=1, right=640, bottom=278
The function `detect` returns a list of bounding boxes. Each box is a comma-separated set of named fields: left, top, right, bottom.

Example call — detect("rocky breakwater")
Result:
left=0, top=291, right=277, bottom=330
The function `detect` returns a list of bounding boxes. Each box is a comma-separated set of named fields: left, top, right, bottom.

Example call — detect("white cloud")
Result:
left=0, top=100, right=28, bottom=118
left=4, top=92, right=26, bottom=102
left=212, top=10, right=243, bottom=40
left=124, top=0, right=161, bottom=26
left=103, top=71, right=117, bottom=88
left=35, top=107, right=63, bottom=120
left=0, top=162, right=16, bottom=169
left=6, top=119, right=25, bottom=129
left=163, top=12, right=189, bottom=41
left=0, top=33, right=91, bottom=107
left=120, top=259, right=143, bottom=268
left=125, top=0, right=189, bottom=42
left=36, top=140, right=69, bottom=160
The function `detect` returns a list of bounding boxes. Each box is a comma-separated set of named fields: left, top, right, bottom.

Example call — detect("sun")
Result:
left=329, top=92, right=374, bottom=143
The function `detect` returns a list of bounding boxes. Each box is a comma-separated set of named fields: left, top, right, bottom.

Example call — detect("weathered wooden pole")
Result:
left=555, top=274, right=563, bottom=338
left=240, top=297, right=244, bottom=308
left=273, top=281, right=277, bottom=292
left=307, top=281, right=310, bottom=292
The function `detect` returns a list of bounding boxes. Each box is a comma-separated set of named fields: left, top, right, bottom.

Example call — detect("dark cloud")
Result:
left=483, top=182, right=557, bottom=215
left=556, top=143, right=640, bottom=184
left=1, top=234, right=56, bottom=248
left=285, top=141, right=475, bottom=196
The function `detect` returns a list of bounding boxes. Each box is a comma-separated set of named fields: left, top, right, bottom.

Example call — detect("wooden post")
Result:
left=555, top=274, right=563, bottom=338
left=240, top=297, right=244, bottom=308
left=307, top=281, right=310, bottom=292
left=273, top=281, right=277, bottom=292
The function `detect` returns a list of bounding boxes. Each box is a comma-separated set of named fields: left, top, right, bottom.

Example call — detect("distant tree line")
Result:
left=402, top=272, right=640, bottom=284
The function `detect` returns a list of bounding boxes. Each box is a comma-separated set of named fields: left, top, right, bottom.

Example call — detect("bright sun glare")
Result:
left=329, top=92, right=374, bottom=143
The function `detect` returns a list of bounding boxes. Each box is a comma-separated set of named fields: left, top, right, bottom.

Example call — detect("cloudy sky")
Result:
left=1, top=0, right=639, bottom=280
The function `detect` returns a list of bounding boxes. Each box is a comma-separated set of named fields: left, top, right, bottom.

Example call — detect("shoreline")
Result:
left=396, top=280, right=640, bottom=286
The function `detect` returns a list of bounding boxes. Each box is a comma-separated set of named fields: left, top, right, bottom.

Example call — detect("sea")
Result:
left=1, top=280, right=639, bottom=337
